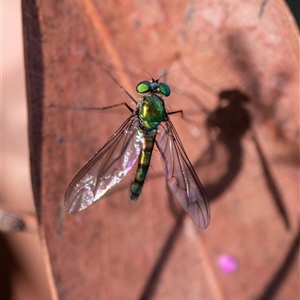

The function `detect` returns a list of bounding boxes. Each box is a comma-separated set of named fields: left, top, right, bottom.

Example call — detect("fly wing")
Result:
left=157, top=118, right=210, bottom=228
left=65, top=116, right=142, bottom=213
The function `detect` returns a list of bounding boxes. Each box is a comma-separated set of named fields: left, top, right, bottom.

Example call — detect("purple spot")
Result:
left=217, top=254, right=238, bottom=273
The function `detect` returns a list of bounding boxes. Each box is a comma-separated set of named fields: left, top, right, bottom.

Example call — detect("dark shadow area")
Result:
left=285, top=0, right=300, bottom=27
left=138, top=189, right=186, bottom=300
left=0, top=233, right=31, bottom=299
left=258, top=228, right=300, bottom=300
left=22, top=0, right=44, bottom=221
left=0, top=234, right=14, bottom=300
left=192, top=89, right=290, bottom=229
left=251, top=131, right=290, bottom=229
left=201, top=90, right=250, bottom=199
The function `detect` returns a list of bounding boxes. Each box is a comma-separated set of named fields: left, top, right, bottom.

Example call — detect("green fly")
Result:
left=65, top=78, right=210, bottom=228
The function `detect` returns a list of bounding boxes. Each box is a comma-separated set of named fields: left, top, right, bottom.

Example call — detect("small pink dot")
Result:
left=217, top=254, right=238, bottom=273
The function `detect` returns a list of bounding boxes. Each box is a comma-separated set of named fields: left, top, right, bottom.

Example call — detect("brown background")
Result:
left=2, top=0, right=299, bottom=299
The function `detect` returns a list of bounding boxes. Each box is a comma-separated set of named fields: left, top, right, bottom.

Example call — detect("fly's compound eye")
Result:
left=136, top=81, right=152, bottom=94
left=157, top=83, right=171, bottom=97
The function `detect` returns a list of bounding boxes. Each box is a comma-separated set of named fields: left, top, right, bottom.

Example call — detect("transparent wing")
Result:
left=65, top=116, right=142, bottom=213
left=157, top=117, right=210, bottom=228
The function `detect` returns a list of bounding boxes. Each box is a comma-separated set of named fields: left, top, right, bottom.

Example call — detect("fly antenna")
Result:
left=125, top=58, right=155, bottom=81
left=126, top=57, right=198, bottom=82
left=157, top=64, right=198, bottom=81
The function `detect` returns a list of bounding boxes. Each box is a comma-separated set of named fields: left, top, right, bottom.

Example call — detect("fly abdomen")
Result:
left=129, top=164, right=148, bottom=200
left=130, top=132, right=156, bottom=200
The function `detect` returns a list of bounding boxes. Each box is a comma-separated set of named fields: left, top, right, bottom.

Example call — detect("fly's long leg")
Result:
left=49, top=102, right=134, bottom=113
left=86, top=54, right=138, bottom=105
left=168, top=110, right=183, bottom=116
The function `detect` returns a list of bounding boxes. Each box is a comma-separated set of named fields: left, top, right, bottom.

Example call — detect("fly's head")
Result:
left=136, top=79, right=171, bottom=97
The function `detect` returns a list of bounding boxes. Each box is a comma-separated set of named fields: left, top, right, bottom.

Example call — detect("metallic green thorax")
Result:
left=129, top=93, right=167, bottom=200
left=139, top=94, right=166, bottom=130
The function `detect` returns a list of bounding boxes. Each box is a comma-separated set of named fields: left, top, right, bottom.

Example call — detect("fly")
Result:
left=64, top=77, right=210, bottom=228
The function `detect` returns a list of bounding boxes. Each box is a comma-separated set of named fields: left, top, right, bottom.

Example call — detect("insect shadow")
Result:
left=178, top=65, right=290, bottom=229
